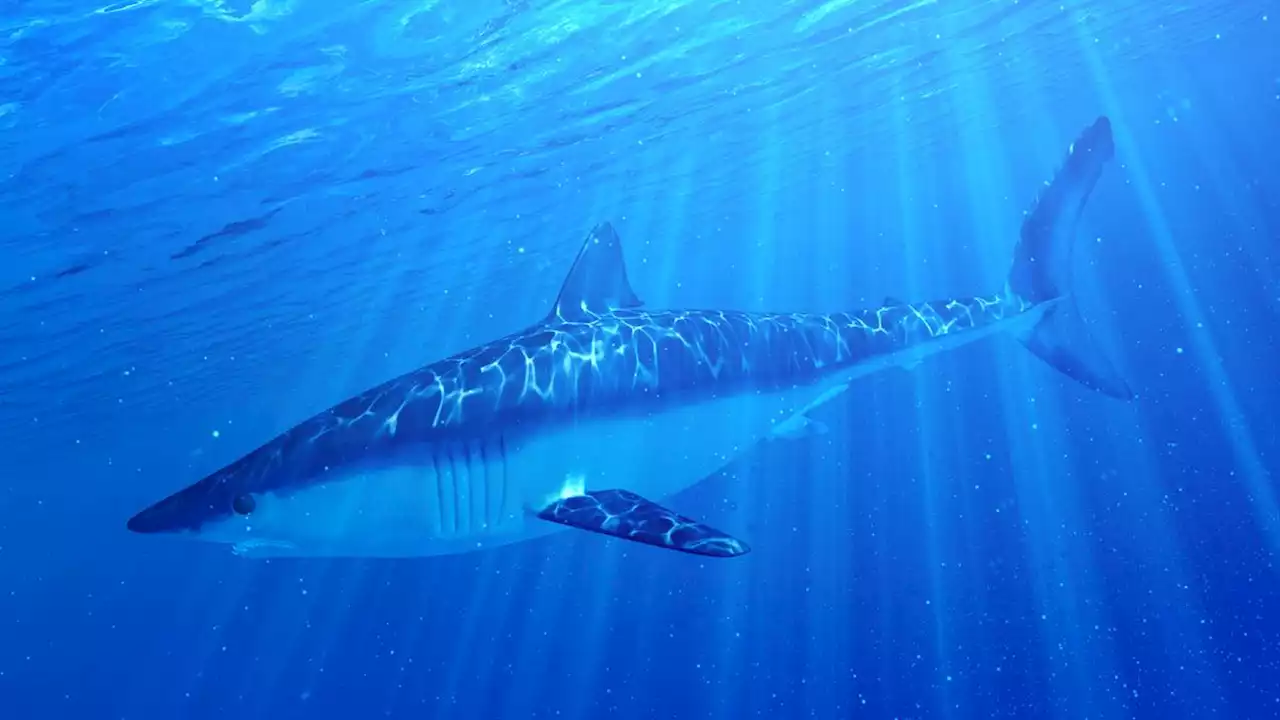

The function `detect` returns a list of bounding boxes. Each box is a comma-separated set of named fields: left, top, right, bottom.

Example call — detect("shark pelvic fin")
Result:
left=536, top=489, right=749, bottom=558
left=1007, top=116, right=1134, bottom=400
left=772, top=415, right=829, bottom=440
left=769, top=381, right=848, bottom=441
left=550, top=222, right=644, bottom=322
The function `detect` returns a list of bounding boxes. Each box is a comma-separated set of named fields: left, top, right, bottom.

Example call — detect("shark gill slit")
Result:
left=464, top=440, right=478, bottom=534
left=470, top=435, right=509, bottom=532
left=424, top=438, right=509, bottom=538
left=478, top=437, right=492, bottom=529
left=449, top=441, right=465, bottom=535
left=473, top=441, right=483, bottom=531
left=484, top=435, right=510, bottom=530
left=429, top=448, right=447, bottom=536
left=474, top=438, right=487, bottom=528
left=498, top=433, right=509, bottom=526
left=484, top=436, right=505, bottom=529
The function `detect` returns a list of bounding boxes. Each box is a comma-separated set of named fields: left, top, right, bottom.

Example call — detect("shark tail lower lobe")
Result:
left=1005, top=116, right=1134, bottom=400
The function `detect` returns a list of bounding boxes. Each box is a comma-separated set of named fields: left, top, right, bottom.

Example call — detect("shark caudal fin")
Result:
left=1006, top=116, right=1134, bottom=400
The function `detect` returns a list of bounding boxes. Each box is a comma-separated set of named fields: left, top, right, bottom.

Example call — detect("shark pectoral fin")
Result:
left=536, top=489, right=750, bottom=557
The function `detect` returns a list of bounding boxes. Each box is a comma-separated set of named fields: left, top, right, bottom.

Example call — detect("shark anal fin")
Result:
left=536, top=489, right=749, bottom=558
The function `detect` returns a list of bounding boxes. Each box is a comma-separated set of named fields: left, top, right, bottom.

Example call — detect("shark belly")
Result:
left=518, top=385, right=823, bottom=503
left=222, top=453, right=522, bottom=558
left=231, top=378, right=848, bottom=558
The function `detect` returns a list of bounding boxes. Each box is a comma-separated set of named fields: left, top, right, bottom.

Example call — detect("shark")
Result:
left=127, top=116, right=1131, bottom=559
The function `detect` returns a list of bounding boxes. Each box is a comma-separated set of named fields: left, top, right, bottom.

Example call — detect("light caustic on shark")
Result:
left=128, top=116, right=1131, bottom=559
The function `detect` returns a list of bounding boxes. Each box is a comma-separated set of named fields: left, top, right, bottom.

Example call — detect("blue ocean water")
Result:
left=1, top=1, right=1278, bottom=718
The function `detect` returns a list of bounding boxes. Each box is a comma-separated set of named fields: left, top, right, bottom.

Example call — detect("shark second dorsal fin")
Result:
left=549, top=222, right=643, bottom=322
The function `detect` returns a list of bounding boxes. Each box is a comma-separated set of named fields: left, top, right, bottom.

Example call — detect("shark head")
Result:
left=126, top=449, right=473, bottom=557
left=126, top=467, right=265, bottom=540
left=127, top=468, right=337, bottom=556
left=126, top=436, right=324, bottom=556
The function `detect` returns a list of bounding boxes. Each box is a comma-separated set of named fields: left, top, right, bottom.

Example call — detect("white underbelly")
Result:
left=229, top=380, right=844, bottom=558
left=513, top=391, right=807, bottom=506
left=224, top=449, right=523, bottom=558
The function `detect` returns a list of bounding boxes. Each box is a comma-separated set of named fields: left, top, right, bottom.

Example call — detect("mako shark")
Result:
left=128, top=116, right=1130, bottom=559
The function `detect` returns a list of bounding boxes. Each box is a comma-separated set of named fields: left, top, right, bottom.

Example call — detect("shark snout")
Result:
left=126, top=498, right=184, bottom=534
left=127, top=483, right=220, bottom=535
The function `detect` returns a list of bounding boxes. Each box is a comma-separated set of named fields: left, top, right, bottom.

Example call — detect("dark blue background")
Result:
left=1, top=2, right=1277, bottom=718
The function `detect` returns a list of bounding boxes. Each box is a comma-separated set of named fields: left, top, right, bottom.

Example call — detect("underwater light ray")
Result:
left=1067, top=26, right=1280, bottom=555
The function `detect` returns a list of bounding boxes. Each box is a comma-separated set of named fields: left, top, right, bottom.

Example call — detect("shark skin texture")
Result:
left=127, top=116, right=1128, bottom=559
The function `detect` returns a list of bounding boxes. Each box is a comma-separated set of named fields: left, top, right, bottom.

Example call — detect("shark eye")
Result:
left=232, top=494, right=257, bottom=516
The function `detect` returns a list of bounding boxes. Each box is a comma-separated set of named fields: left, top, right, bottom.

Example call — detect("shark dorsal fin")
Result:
left=549, top=222, right=643, bottom=322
